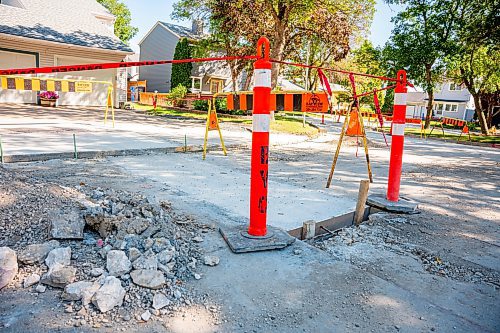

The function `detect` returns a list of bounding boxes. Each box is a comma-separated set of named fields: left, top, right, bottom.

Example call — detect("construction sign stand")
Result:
left=326, top=102, right=373, bottom=188
left=457, top=123, right=472, bottom=143
left=104, top=86, right=115, bottom=127
left=202, top=98, right=227, bottom=160
left=427, top=121, right=445, bottom=139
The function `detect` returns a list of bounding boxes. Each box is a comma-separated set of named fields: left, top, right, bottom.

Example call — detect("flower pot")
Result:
left=40, top=98, right=57, bottom=107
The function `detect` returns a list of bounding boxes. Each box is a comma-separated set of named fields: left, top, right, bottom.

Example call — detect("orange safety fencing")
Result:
left=384, top=116, right=422, bottom=124
left=335, top=109, right=378, bottom=119
left=226, top=92, right=330, bottom=113
left=442, top=117, right=466, bottom=128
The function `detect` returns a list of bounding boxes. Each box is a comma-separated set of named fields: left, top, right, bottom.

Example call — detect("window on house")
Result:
left=434, top=103, right=444, bottom=115
left=439, top=103, right=459, bottom=113
left=190, top=77, right=202, bottom=92
left=449, top=83, right=462, bottom=91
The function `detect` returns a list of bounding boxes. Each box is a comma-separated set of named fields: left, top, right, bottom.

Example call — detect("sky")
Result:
left=122, top=0, right=403, bottom=53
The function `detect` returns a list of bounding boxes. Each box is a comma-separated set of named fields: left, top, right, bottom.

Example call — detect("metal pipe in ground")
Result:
left=73, top=134, right=78, bottom=159
left=0, top=136, right=4, bottom=164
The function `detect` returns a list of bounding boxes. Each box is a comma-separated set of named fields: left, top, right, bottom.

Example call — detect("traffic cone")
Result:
left=346, top=109, right=363, bottom=136
left=462, top=124, right=469, bottom=134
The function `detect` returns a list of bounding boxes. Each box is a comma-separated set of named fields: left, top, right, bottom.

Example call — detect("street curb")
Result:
left=375, top=130, right=499, bottom=149
left=0, top=144, right=245, bottom=164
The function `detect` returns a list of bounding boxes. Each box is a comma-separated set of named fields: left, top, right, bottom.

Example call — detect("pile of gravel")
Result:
left=0, top=166, right=220, bottom=329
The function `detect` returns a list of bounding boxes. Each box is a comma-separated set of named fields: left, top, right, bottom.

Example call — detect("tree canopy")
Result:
left=383, top=0, right=499, bottom=133
left=445, top=0, right=500, bottom=134
left=172, top=0, right=376, bottom=88
left=97, top=0, right=138, bottom=44
left=383, top=0, right=464, bottom=128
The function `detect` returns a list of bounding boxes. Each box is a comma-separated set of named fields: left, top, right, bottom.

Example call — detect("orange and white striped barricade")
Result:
left=219, top=37, right=296, bottom=253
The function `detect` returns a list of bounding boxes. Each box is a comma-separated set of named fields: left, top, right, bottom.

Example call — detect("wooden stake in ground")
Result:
left=354, top=180, right=370, bottom=226
left=302, top=220, right=316, bottom=240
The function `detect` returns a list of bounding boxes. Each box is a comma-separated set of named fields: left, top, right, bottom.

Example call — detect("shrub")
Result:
left=170, top=84, right=187, bottom=107
left=215, top=97, right=227, bottom=112
left=170, top=38, right=192, bottom=90
left=193, top=99, right=209, bottom=111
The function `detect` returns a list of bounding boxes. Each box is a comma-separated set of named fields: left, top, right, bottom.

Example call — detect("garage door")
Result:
left=0, top=50, right=37, bottom=103
left=55, top=56, right=115, bottom=106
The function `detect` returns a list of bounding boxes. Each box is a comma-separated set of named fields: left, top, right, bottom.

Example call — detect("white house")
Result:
left=406, top=82, right=475, bottom=121
left=0, top=0, right=133, bottom=106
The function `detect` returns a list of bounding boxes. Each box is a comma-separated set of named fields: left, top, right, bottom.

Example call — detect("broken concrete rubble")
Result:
left=152, top=292, right=170, bottom=310
left=49, top=207, right=85, bottom=239
left=106, top=250, right=131, bottom=277
left=203, top=255, right=220, bottom=267
left=130, top=269, right=166, bottom=289
left=92, top=276, right=125, bottom=313
left=17, top=240, right=60, bottom=265
left=41, top=263, right=76, bottom=288
left=0, top=247, right=18, bottom=289
left=23, top=273, right=40, bottom=288
left=45, top=247, right=71, bottom=268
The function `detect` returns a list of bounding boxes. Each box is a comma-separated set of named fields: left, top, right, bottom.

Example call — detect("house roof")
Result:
left=0, top=0, right=133, bottom=53
left=138, top=21, right=204, bottom=45
left=424, top=98, right=470, bottom=103
left=159, top=22, right=202, bottom=40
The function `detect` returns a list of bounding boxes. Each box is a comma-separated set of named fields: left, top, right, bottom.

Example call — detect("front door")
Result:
left=210, top=79, right=223, bottom=94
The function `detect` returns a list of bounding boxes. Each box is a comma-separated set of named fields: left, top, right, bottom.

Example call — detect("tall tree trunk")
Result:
left=243, top=70, right=253, bottom=91
left=472, top=93, right=490, bottom=135
left=230, top=63, right=238, bottom=92
left=424, top=64, right=433, bottom=129
left=424, top=89, right=434, bottom=129
left=270, top=24, right=286, bottom=89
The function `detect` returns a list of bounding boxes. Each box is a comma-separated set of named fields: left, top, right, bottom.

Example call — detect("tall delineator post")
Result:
left=386, top=70, right=408, bottom=202
left=248, top=37, right=272, bottom=237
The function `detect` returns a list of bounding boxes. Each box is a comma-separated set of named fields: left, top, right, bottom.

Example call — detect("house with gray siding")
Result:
left=406, top=82, right=475, bottom=121
left=139, top=21, right=233, bottom=94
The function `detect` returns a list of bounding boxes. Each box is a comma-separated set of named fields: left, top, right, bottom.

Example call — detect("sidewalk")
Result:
left=0, top=104, right=307, bottom=157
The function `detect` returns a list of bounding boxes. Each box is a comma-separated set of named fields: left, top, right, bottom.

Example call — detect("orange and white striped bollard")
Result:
left=248, top=37, right=271, bottom=237
left=386, top=70, right=407, bottom=202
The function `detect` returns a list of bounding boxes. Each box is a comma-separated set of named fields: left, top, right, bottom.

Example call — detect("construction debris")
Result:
left=0, top=167, right=208, bottom=328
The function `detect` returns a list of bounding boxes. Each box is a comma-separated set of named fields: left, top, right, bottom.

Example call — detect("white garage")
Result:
left=0, top=49, right=37, bottom=103
left=55, top=56, right=116, bottom=107
left=0, top=0, right=133, bottom=107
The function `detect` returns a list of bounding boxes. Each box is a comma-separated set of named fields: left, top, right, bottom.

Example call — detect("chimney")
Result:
left=192, top=19, right=203, bottom=35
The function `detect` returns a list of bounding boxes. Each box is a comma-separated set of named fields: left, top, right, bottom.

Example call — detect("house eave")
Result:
left=0, top=32, right=133, bottom=56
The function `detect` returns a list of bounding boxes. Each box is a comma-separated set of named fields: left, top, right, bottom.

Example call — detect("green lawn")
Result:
left=131, top=103, right=319, bottom=137
left=379, top=126, right=499, bottom=144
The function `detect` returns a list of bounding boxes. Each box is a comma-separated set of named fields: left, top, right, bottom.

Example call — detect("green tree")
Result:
left=446, top=0, right=500, bottom=134
left=171, top=38, right=193, bottom=90
left=172, top=0, right=376, bottom=88
left=384, top=0, right=465, bottom=128
left=96, top=0, right=138, bottom=44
